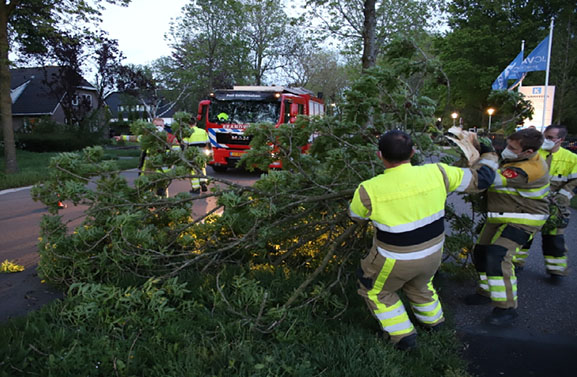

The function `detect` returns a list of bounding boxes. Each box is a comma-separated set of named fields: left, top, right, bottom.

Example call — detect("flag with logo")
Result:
left=513, top=36, right=550, bottom=74
left=492, top=51, right=524, bottom=90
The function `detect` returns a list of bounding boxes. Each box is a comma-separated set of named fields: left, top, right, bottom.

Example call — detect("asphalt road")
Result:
left=440, top=194, right=577, bottom=377
left=0, top=166, right=260, bottom=322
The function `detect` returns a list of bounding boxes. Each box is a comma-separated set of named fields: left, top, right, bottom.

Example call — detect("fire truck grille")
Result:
left=216, top=132, right=252, bottom=146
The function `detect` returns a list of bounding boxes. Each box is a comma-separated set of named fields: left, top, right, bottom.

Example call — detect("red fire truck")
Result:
left=196, top=86, right=324, bottom=172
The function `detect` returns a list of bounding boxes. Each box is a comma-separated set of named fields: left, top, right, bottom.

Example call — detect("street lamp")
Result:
left=487, top=108, right=495, bottom=133
left=451, top=112, right=458, bottom=127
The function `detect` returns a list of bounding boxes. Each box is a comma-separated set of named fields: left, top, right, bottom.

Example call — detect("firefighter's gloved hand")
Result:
left=478, top=137, right=495, bottom=154
left=552, top=192, right=571, bottom=208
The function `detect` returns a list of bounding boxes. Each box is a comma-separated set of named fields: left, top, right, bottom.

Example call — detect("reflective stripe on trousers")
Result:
left=410, top=280, right=444, bottom=325
left=487, top=276, right=518, bottom=302
left=545, top=256, right=567, bottom=272
left=368, top=258, right=416, bottom=339
left=190, top=166, right=207, bottom=189
left=478, top=272, right=489, bottom=293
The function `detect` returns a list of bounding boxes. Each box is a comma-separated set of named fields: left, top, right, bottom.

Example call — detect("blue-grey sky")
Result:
left=100, top=0, right=188, bottom=65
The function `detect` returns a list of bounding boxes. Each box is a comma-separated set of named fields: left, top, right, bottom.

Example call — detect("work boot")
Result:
left=548, top=274, right=564, bottom=285
left=190, top=188, right=200, bottom=195
left=429, top=322, right=445, bottom=333
left=201, top=183, right=208, bottom=192
left=465, top=293, right=491, bottom=305
left=487, top=307, right=518, bottom=326
left=394, top=334, right=417, bottom=351
left=423, top=322, right=445, bottom=333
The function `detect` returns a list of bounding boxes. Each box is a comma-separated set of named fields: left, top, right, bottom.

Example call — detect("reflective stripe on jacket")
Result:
left=539, top=147, right=577, bottom=200
left=487, top=152, right=549, bottom=227
left=349, top=154, right=498, bottom=257
left=183, top=127, right=209, bottom=147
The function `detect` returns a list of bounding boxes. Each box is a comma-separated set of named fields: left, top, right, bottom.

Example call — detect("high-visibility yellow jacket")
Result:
left=349, top=154, right=498, bottom=258
left=121, top=131, right=180, bottom=172
left=539, top=147, right=577, bottom=202
left=183, top=127, right=209, bottom=147
left=487, top=152, right=550, bottom=227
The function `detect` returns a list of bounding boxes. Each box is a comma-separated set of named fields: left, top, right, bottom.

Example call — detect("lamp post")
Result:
left=451, top=112, right=458, bottom=127
left=487, top=108, right=495, bottom=133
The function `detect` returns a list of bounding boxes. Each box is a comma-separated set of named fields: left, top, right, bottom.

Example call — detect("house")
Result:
left=104, top=91, right=177, bottom=126
left=10, top=66, right=98, bottom=130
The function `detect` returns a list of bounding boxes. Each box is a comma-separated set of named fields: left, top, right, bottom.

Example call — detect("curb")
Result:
left=0, top=185, right=32, bottom=196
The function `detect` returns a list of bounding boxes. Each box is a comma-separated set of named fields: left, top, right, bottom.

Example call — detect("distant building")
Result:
left=10, top=66, right=98, bottom=130
left=104, top=91, right=177, bottom=126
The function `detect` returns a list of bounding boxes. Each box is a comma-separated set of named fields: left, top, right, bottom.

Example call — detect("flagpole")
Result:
left=518, top=40, right=525, bottom=91
left=541, top=18, right=554, bottom=131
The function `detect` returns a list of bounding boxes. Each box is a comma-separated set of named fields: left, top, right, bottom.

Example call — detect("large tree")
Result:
left=167, top=0, right=250, bottom=97
left=166, top=0, right=300, bottom=104
left=0, top=0, right=130, bottom=174
left=436, top=0, right=577, bottom=130
left=305, top=0, right=445, bottom=70
left=549, top=3, right=577, bottom=130
left=282, top=47, right=351, bottom=105
left=93, top=31, right=124, bottom=112
left=242, top=0, right=292, bottom=85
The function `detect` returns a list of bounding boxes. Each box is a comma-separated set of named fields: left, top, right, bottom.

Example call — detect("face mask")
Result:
left=501, top=147, right=519, bottom=160
left=541, top=139, right=555, bottom=151
left=155, top=125, right=164, bottom=132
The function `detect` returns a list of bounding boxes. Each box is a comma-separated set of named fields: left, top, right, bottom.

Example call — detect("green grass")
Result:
left=0, top=147, right=140, bottom=191
left=0, top=270, right=471, bottom=377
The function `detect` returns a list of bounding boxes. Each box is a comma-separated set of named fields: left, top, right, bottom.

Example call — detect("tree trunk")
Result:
left=0, top=6, right=18, bottom=173
left=361, top=0, right=377, bottom=71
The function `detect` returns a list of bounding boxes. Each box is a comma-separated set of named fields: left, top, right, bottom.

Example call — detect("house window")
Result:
left=82, top=94, right=92, bottom=106
left=71, top=94, right=93, bottom=107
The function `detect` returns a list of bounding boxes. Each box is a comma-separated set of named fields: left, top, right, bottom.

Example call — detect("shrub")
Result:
left=15, top=118, right=109, bottom=153
left=16, top=133, right=107, bottom=153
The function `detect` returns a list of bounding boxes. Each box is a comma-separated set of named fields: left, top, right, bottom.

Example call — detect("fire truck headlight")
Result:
left=203, top=148, right=213, bottom=156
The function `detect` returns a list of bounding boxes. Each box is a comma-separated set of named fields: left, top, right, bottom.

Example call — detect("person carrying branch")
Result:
left=349, top=130, right=498, bottom=350
left=466, top=128, right=550, bottom=326
left=114, top=117, right=179, bottom=197
left=182, top=117, right=210, bottom=195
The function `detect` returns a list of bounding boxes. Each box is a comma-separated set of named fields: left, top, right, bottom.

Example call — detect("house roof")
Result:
left=10, top=66, right=96, bottom=116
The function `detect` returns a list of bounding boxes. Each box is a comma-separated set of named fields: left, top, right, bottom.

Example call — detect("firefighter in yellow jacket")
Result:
left=515, top=125, right=577, bottom=281
left=466, top=128, right=549, bottom=325
left=349, top=130, right=499, bottom=350
left=182, top=118, right=210, bottom=194
left=114, top=118, right=179, bottom=197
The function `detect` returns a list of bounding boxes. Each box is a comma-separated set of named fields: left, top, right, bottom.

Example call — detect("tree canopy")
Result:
left=435, top=0, right=577, bottom=131
left=1, top=0, right=131, bottom=174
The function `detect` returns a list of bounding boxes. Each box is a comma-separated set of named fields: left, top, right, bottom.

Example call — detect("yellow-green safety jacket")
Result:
left=539, top=147, right=577, bottom=202
left=487, top=152, right=550, bottom=227
left=121, top=133, right=180, bottom=172
left=349, top=153, right=499, bottom=259
left=183, top=127, right=209, bottom=147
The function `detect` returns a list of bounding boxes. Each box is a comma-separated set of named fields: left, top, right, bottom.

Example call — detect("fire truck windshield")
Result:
left=209, top=100, right=281, bottom=124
